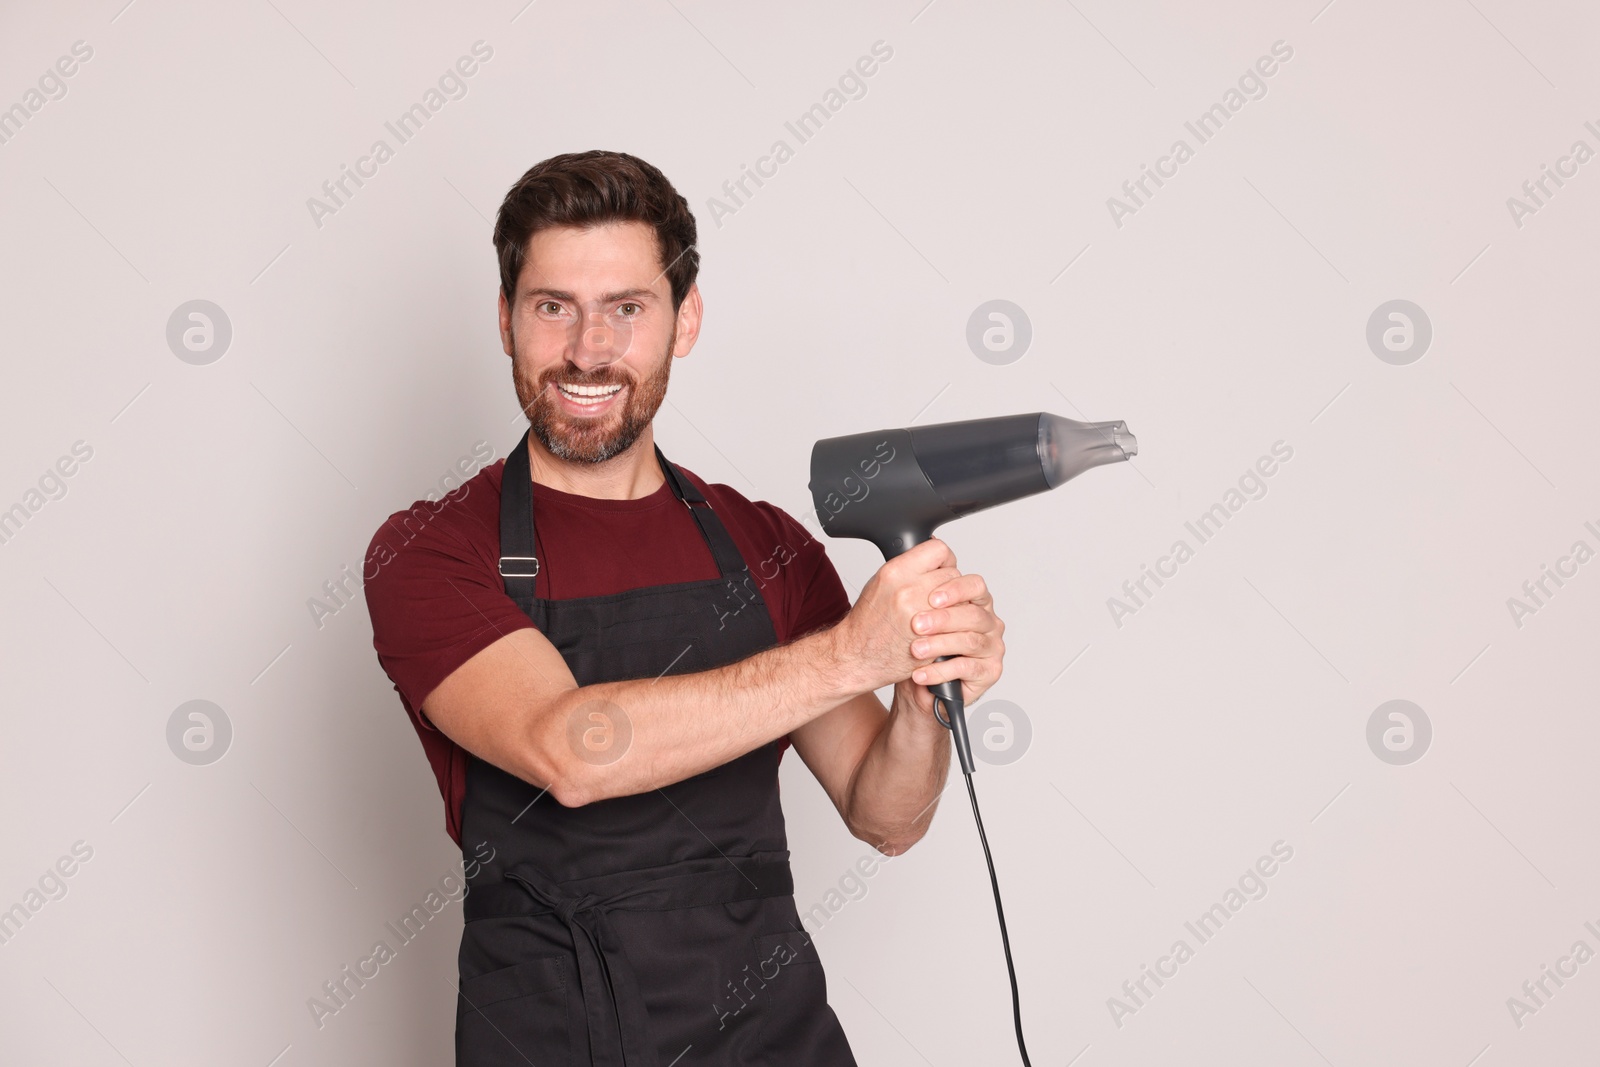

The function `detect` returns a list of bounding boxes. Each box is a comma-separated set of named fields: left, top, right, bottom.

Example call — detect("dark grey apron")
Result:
left=453, top=431, right=857, bottom=1066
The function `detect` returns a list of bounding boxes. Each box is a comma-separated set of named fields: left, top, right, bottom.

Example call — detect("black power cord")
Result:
left=934, top=694, right=1033, bottom=1066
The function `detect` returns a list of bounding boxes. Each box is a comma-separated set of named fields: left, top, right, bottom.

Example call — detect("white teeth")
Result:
left=557, top=383, right=623, bottom=399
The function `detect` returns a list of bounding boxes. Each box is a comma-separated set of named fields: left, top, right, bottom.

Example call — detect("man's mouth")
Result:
left=552, top=381, right=624, bottom=408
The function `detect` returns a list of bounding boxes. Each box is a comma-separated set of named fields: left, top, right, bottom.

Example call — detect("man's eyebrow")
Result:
left=523, top=286, right=657, bottom=303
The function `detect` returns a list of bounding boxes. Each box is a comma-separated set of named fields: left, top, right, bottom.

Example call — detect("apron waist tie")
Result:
left=465, top=852, right=794, bottom=1067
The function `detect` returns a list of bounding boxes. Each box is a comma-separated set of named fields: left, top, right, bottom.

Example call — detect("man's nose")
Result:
left=570, top=310, right=627, bottom=370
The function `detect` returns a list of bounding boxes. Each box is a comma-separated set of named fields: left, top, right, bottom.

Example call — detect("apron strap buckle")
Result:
left=498, top=555, right=540, bottom=578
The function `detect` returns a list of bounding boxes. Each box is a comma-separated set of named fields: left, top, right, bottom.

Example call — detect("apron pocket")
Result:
left=456, top=954, right=575, bottom=1067
left=747, top=929, right=833, bottom=1056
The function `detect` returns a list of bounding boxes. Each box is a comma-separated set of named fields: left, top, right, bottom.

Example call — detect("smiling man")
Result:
left=363, top=150, right=1006, bottom=1066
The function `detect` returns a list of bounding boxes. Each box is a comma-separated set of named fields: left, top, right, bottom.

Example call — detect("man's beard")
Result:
left=512, top=340, right=674, bottom=464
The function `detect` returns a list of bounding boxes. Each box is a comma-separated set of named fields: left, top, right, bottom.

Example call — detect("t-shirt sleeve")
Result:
left=363, top=498, right=535, bottom=728
left=766, top=504, right=854, bottom=644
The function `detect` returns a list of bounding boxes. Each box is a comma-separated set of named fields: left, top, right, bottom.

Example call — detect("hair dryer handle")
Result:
left=877, top=539, right=977, bottom=776
left=929, top=669, right=976, bottom=775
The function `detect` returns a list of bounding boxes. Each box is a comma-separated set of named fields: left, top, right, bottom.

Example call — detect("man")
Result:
left=364, top=150, right=1006, bottom=1066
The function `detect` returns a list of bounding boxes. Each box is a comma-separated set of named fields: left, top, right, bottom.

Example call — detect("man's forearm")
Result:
left=840, top=688, right=952, bottom=854
left=538, top=624, right=866, bottom=805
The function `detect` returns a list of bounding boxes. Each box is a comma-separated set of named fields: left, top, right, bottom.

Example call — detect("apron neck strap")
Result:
left=499, top=431, right=752, bottom=600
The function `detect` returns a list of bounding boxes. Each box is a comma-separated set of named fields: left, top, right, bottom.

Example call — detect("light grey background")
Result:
left=3, top=0, right=1597, bottom=1064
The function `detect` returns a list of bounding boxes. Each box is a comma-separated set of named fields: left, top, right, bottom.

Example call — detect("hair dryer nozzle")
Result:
left=1040, top=414, right=1137, bottom=489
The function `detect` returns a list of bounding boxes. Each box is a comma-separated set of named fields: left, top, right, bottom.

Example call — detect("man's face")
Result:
left=500, top=220, right=699, bottom=464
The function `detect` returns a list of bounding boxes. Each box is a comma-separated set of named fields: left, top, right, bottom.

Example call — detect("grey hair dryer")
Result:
left=808, top=410, right=1137, bottom=1067
left=809, top=411, right=1137, bottom=773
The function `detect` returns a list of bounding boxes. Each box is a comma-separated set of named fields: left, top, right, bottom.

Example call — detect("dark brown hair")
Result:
left=493, top=150, right=699, bottom=311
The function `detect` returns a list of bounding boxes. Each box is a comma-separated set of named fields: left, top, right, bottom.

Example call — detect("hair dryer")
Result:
left=808, top=411, right=1137, bottom=773
left=807, top=410, right=1137, bottom=1067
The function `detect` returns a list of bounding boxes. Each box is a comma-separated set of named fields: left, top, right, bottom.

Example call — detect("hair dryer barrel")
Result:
left=808, top=411, right=1137, bottom=558
left=912, top=412, right=1137, bottom=511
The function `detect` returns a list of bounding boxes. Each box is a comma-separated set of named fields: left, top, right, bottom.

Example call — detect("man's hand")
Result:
left=898, top=547, right=1006, bottom=718
left=830, top=537, right=1006, bottom=715
left=793, top=537, right=1006, bottom=853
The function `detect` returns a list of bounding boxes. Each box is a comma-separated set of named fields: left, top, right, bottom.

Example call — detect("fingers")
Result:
left=927, top=572, right=989, bottom=610
left=886, top=568, right=954, bottom=617
left=910, top=649, right=1003, bottom=688
left=893, top=537, right=957, bottom=575
left=911, top=603, right=1000, bottom=644
left=906, top=576, right=1005, bottom=691
left=908, top=625, right=1002, bottom=664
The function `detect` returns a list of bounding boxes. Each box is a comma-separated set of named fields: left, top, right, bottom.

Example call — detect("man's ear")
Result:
left=671, top=283, right=703, bottom=359
left=498, top=289, right=515, bottom=357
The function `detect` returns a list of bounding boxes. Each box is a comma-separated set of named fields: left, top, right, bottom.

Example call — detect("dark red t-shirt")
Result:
left=363, top=455, right=853, bottom=846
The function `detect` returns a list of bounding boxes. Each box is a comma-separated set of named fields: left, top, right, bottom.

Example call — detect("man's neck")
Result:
left=525, top=426, right=667, bottom=501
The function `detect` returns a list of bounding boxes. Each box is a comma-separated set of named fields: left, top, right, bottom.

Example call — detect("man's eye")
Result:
left=618, top=303, right=640, bottom=316
left=540, top=301, right=563, bottom=315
